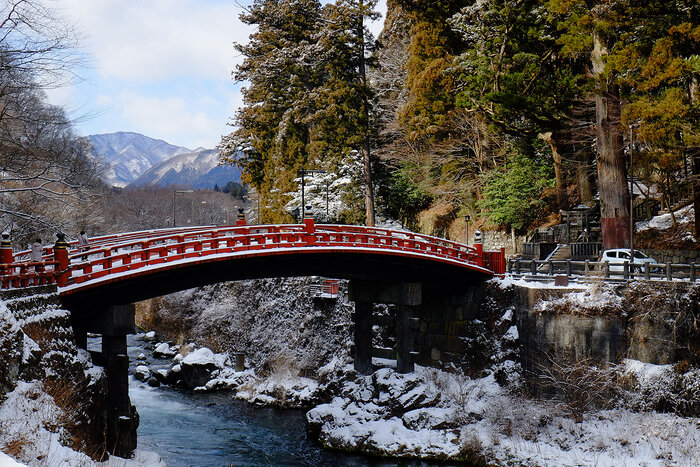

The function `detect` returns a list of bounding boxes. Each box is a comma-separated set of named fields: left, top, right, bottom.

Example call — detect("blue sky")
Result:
left=46, top=0, right=387, bottom=150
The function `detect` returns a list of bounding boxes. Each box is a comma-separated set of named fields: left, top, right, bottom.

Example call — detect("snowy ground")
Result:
left=636, top=204, right=694, bottom=234
left=0, top=380, right=164, bottom=467
left=307, top=364, right=700, bottom=466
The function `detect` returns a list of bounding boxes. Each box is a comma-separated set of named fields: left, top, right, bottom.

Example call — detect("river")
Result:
left=111, top=335, right=452, bottom=467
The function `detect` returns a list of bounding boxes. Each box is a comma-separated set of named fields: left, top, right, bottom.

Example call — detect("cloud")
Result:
left=60, top=0, right=250, bottom=82
left=114, top=91, right=223, bottom=149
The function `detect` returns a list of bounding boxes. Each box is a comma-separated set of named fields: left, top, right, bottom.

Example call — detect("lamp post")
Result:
left=172, top=189, right=193, bottom=227
left=298, top=169, right=327, bottom=222
left=628, top=124, right=638, bottom=262
left=465, top=215, right=470, bottom=244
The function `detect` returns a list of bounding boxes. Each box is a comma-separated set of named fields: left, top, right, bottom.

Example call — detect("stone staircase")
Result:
left=545, top=244, right=571, bottom=262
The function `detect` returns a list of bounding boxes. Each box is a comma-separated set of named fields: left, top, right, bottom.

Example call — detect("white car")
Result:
left=600, top=249, right=659, bottom=273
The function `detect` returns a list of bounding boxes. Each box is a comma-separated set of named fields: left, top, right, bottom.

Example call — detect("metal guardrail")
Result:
left=507, top=258, right=697, bottom=282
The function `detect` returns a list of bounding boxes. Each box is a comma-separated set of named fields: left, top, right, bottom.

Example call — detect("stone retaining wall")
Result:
left=643, top=249, right=699, bottom=265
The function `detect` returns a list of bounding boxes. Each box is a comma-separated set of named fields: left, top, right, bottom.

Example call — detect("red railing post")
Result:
left=499, top=247, right=506, bottom=275
left=53, top=232, right=70, bottom=286
left=1, top=233, right=14, bottom=288
left=236, top=207, right=246, bottom=226
left=473, top=230, right=484, bottom=268
left=303, top=205, right=316, bottom=244
left=0, top=232, right=14, bottom=265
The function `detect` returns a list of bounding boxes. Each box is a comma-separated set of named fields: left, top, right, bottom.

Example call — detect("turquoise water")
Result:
left=124, top=337, right=450, bottom=467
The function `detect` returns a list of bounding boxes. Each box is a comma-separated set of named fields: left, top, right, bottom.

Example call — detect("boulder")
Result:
left=147, top=377, right=160, bottom=387
left=134, top=365, right=151, bottom=382
left=153, top=342, right=176, bottom=359
left=180, top=348, right=224, bottom=389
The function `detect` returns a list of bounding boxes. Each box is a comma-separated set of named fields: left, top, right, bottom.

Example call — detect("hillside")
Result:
left=130, top=149, right=241, bottom=189
left=87, top=132, right=191, bottom=187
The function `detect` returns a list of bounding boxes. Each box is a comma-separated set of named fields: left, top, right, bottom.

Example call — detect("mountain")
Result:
left=88, top=132, right=191, bottom=187
left=129, top=149, right=241, bottom=189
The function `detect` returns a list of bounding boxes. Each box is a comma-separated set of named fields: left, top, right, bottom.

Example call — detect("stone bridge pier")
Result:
left=349, top=280, right=482, bottom=374
left=72, top=304, right=138, bottom=458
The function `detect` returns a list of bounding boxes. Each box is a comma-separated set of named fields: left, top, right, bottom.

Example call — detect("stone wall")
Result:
left=0, top=286, right=109, bottom=460
left=510, top=281, right=700, bottom=369
left=479, top=229, right=527, bottom=256
left=643, top=249, right=699, bottom=265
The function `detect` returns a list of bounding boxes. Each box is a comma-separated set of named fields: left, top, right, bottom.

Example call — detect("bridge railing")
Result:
left=2, top=222, right=499, bottom=289
left=507, top=258, right=697, bottom=282
left=0, top=261, right=61, bottom=288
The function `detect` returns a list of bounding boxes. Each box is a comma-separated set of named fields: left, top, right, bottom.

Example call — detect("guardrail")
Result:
left=507, top=258, right=697, bottom=282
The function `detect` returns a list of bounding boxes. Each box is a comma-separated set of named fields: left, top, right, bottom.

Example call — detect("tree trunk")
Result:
left=592, top=32, right=629, bottom=250
left=539, top=132, right=566, bottom=211
left=691, top=74, right=699, bottom=240
left=358, top=2, right=375, bottom=227
left=576, top=153, right=595, bottom=205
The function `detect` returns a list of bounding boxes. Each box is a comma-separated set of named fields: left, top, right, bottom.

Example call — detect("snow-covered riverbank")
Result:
left=133, top=331, right=700, bottom=466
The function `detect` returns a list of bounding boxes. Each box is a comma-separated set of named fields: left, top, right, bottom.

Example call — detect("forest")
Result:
left=220, top=0, right=699, bottom=248
left=0, top=0, right=698, bottom=250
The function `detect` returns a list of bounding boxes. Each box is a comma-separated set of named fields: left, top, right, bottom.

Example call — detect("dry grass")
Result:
left=1, top=435, right=29, bottom=461
left=535, top=354, right=619, bottom=422
left=44, top=376, right=107, bottom=461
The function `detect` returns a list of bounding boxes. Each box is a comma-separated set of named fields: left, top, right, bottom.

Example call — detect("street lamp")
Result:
left=298, top=169, right=327, bottom=221
left=173, top=189, right=193, bottom=227
left=628, top=123, right=639, bottom=262
left=465, top=215, right=470, bottom=244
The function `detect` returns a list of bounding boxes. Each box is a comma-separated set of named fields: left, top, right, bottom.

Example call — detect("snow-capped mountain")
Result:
left=88, top=132, right=191, bottom=187
left=130, top=149, right=241, bottom=189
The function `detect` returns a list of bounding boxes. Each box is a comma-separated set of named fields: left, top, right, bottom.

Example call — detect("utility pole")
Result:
left=172, top=189, right=193, bottom=227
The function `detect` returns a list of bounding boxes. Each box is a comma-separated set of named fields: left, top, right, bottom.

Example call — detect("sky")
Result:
left=46, top=0, right=387, bottom=150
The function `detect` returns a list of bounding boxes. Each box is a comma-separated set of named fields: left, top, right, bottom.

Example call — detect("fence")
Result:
left=507, top=258, right=697, bottom=282
left=522, top=242, right=557, bottom=260
left=570, top=242, right=603, bottom=260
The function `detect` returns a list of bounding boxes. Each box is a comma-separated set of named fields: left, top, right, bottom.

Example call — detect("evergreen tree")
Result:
left=312, top=0, right=380, bottom=225
left=450, top=0, right=586, bottom=211
left=219, top=0, right=323, bottom=223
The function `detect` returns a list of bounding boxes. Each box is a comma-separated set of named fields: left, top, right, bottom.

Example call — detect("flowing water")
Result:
left=114, top=336, right=452, bottom=467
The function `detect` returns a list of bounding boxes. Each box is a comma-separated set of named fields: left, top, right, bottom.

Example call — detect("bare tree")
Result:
left=0, top=1, right=97, bottom=245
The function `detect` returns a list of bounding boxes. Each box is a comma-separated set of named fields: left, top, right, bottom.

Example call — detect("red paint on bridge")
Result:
left=2, top=221, right=505, bottom=295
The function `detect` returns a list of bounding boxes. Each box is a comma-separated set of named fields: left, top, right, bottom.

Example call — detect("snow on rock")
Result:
left=636, top=204, right=694, bottom=232
left=180, top=347, right=226, bottom=389
left=234, top=369, right=322, bottom=408
left=534, top=283, right=623, bottom=316
left=152, top=342, right=176, bottom=359
left=133, top=365, right=151, bottom=382
left=307, top=365, right=700, bottom=465
left=502, top=325, right=519, bottom=342
left=181, top=347, right=226, bottom=367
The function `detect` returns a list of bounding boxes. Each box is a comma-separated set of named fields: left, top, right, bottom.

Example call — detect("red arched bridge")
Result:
left=0, top=217, right=505, bottom=456
left=1, top=218, right=504, bottom=308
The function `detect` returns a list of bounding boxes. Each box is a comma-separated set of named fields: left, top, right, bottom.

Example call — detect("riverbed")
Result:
left=117, top=335, right=452, bottom=467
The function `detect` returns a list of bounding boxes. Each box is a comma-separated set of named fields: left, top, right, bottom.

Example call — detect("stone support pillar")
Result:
left=97, top=304, right=138, bottom=458
left=396, top=305, right=418, bottom=373
left=353, top=301, right=373, bottom=374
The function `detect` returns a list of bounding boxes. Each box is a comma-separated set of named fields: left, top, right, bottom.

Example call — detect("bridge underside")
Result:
left=61, top=249, right=489, bottom=312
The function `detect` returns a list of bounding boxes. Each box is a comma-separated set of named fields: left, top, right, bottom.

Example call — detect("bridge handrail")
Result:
left=63, top=225, right=483, bottom=285
left=2, top=223, right=499, bottom=290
